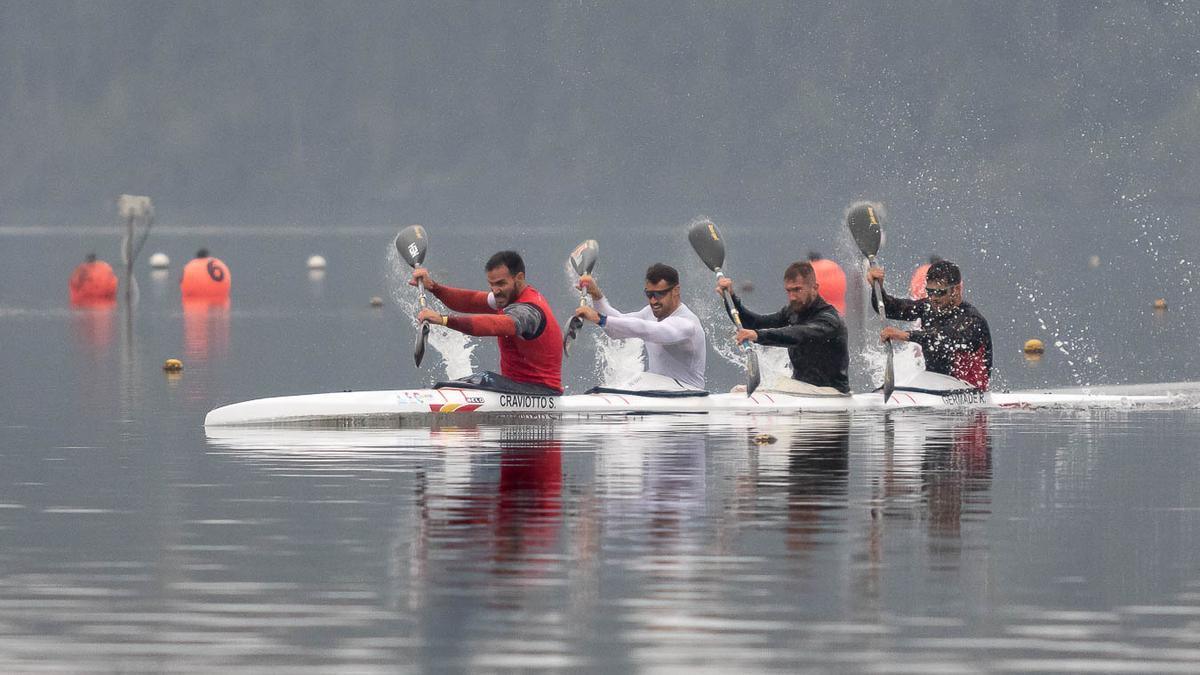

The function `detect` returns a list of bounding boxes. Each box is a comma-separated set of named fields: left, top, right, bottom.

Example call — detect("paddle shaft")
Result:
left=717, top=272, right=748, bottom=331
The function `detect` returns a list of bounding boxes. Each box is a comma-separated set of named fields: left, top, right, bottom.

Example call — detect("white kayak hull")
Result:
left=204, top=378, right=1183, bottom=428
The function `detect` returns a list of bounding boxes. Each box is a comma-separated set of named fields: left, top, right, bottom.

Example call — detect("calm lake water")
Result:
left=3, top=226, right=1200, bottom=672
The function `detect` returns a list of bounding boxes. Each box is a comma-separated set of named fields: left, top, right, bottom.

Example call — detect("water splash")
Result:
left=594, top=333, right=645, bottom=387
left=386, top=245, right=477, bottom=382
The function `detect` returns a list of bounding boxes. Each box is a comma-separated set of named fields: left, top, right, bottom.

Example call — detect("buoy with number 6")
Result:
left=180, top=249, right=231, bottom=301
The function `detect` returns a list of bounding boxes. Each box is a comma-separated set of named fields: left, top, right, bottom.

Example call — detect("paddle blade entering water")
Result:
left=563, top=315, right=584, bottom=356
left=882, top=342, right=894, bottom=403
left=845, top=202, right=882, bottom=259
left=414, top=322, right=429, bottom=367
left=745, top=348, right=761, bottom=396
left=687, top=218, right=726, bottom=272
left=395, top=225, right=428, bottom=268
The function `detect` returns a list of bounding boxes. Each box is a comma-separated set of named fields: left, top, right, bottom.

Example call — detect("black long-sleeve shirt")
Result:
left=726, top=294, right=850, bottom=393
left=870, top=286, right=993, bottom=390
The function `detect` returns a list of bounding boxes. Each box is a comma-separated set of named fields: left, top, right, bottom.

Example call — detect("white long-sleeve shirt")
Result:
left=594, top=296, right=706, bottom=389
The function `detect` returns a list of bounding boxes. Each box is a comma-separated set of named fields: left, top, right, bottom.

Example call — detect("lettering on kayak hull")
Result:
left=498, top=394, right=557, bottom=410
left=941, top=390, right=987, bottom=406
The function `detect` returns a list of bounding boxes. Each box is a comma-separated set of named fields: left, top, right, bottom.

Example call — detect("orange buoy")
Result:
left=180, top=249, right=231, bottom=300
left=808, top=253, right=846, bottom=314
left=909, top=264, right=930, bottom=300
left=68, top=254, right=119, bottom=306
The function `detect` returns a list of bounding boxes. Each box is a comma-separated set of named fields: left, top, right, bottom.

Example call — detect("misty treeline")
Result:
left=0, top=1, right=1196, bottom=231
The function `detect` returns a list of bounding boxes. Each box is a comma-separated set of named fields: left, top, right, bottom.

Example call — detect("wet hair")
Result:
left=85, top=253, right=97, bottom=263
left=783, top=261, right=816, bottom=283
left=644, top=263, right=679, bottom=287
left=807, top=251, right=822, bottom=261
left=926, top=259, right=961, bottom=285
left=929, top=254, right=944, bottom=264
left=196, top=248, right=209, bottom=258
left=485, top=250, right=525, bottom=276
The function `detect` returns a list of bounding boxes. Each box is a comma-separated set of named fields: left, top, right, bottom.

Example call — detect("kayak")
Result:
left=203, top=371, right=1185, bottom=428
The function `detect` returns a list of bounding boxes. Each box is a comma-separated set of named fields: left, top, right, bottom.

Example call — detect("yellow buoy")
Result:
left=1153, top=298, right=1167, bottom=310
left=163, top=358, right=183, bottom=372
left=751, top=433, right=777, bottom=445
left=1023, top=339, right=1044, bottom=355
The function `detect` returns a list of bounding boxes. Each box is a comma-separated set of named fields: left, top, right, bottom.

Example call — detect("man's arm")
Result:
left=870, top=285, right=924, bottom=321
left=445, top=302, right=545, bottom=339
left=726, top=293, right=786, bottom=330
left=754, top=311, right=842, bottom=347
left=430, top=284, right=493, bottom=314
left=602, top=311, right=697, bottom=345
left=593, top=296, right=622, bottom=316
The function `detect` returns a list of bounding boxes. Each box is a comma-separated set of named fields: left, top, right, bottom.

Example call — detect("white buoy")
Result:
left=307, top=255, right=327, bottom=270
left=1087, top=255, right=1100, bottom=269
left=149, top=252, right=170, bottom=268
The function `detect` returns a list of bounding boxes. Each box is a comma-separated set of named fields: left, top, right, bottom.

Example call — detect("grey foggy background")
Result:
left=4, top=1, right=1198, bottom=233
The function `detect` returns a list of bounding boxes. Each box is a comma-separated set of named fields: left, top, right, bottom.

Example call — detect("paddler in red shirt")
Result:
left=412, top=250, right=564, bottom=394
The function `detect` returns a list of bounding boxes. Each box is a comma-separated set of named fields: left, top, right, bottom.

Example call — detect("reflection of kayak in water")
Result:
left=204, top=369, right=1187, bottom=428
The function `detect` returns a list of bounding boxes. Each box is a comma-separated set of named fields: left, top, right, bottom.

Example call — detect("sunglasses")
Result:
left=644, top=285, right=677, bottom=300
left=925, top=286, right=951, bottom=298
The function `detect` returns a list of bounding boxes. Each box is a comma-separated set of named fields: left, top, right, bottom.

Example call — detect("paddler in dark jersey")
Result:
left=717, top=260, right=850, bottom=395
left=867, top=259, right=993, bottom=391
left=412, top=250, right=563, bottom=394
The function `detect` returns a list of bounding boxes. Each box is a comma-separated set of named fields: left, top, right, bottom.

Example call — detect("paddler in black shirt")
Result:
left=717, top=260, right=850, bottom=395
left=867, top=259, right=993, bottom=391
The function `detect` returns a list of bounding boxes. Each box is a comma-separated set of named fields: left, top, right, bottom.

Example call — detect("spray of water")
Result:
left=560, top=257, right=646, bottom=387
left=386, top=245, right=477, bottom=382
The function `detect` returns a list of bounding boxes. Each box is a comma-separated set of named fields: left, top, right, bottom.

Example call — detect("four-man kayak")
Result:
left=204, top=371, right=1183, bottom=428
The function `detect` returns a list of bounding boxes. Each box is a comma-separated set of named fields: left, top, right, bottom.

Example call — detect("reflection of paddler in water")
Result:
left=411, top=431, right=563, bottom=588
left=921, top=411, right=991, bottom=540
left=494, top=437, right=563, bottom=567
left=783, top=414, right=850, bottom=554
left=854, top=413, right=992, bottom=606
left=68, top=253, right=119, bottom=306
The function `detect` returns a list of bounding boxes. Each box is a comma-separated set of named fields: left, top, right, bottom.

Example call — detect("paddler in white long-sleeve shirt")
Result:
left=573, top=263, right=707, bottom=390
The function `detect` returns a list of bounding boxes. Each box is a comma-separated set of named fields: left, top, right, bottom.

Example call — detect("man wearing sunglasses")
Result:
left=574, top=263, right=706, bottom=390
left=866, top=259, right=992, bottom=390
left=718, top=261, right=850, bottom=395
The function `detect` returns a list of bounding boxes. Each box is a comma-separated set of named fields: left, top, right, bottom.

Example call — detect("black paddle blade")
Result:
left=845, top=202, right=883, bottom=259
left=395, top=225, right=428, bottom=268
left=882, top=342, right=895, bottom=403
left=568, top=240, right=599, bottom=277
left=745, top=348, right=761, bottom=397
left=687, top=218, right=726, bottom=272
left=562, top=315, right=584, bottom=356
left=414, top=322, right=429, bottom=367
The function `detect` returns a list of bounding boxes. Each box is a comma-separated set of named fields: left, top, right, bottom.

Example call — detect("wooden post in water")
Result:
left=117, top=195, right=154, bottom=307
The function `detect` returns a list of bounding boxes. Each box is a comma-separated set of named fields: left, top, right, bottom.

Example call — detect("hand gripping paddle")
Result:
left=846, top=203, right=894, bottom=403
left=395, top=225, right=431, bottom=367
left=687, top=218, right=761, bottom=396
left=562, top=239, right=599, bottom=356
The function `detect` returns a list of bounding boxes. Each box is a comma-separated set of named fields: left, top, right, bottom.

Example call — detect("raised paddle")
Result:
left=687, top=218, right=761, bottom=396
left=562, top=239, right=600, bottom=356
left=845, top=203, right=895, bottom=403
left=394, top=224, right=431, bottom=367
